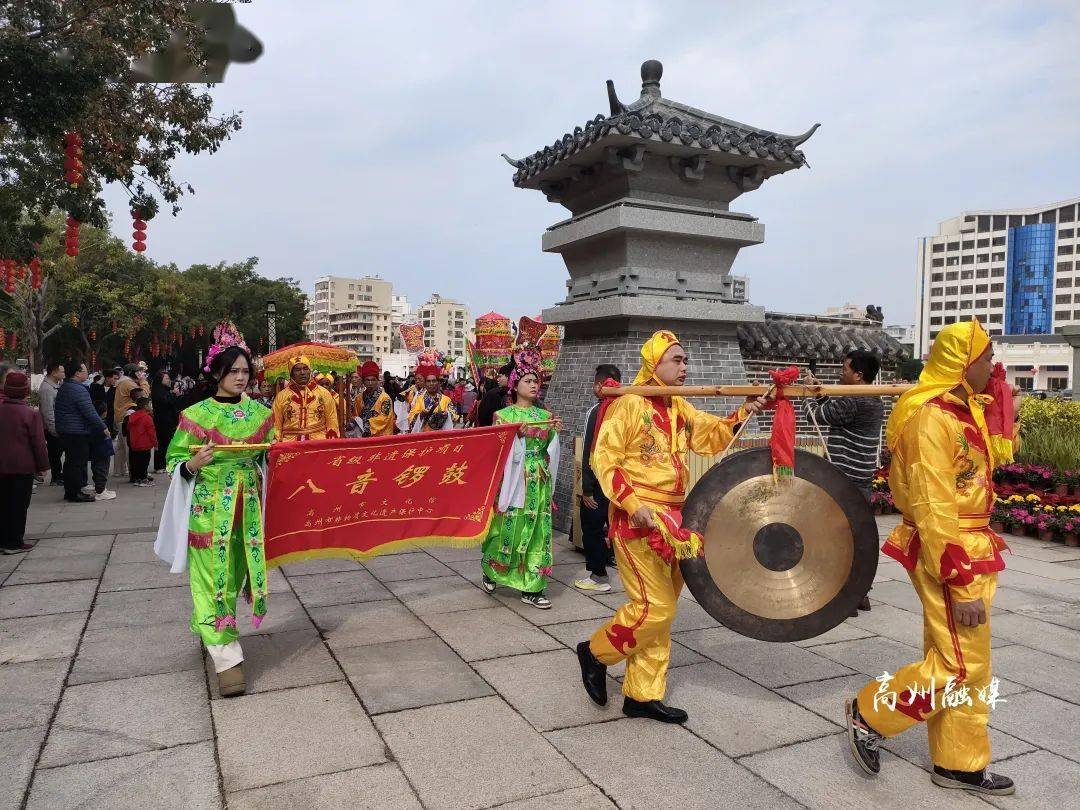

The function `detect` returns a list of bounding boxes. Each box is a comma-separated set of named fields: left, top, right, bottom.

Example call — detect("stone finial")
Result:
left=640, top=59, right=663, bottom=98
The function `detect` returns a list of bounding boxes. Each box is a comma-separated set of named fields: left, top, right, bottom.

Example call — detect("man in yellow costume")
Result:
left=271, top=356, right=340, bottom=441
left=407, top=361, right=455, bottom=433
left=353, top=361, right=394, bottom=437
left=846, top=319, right=1017, bottom=797
left=576, top=330, right=766, bottom=723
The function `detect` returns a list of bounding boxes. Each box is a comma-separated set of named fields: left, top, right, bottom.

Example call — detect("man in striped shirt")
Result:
left=804, top=350, right=884, bottom=613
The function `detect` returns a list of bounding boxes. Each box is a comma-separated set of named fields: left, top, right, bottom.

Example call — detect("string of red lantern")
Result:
left=63, top=132, right=84, bottom=188
left=132, top=208, right=148, bottom=253
left=64, top=216, right=80, bottom=257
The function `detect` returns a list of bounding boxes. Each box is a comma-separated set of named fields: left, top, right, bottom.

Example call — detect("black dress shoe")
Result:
left=576, top=641, right=607, bottom=706
left=931, top=766, right=1015, bottom=795
left=65, top=493, right=95, bottom=503
left=622, top=697, right=688, bottom=724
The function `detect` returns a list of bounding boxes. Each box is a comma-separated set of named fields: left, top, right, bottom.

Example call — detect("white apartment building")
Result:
left=915, top=197, right=1080, bottom=362
left=308, top=275, right=394, bottom=362
left=418, top=293, right=471, bottom=360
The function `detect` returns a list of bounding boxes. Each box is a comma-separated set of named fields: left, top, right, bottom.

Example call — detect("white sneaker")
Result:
left=574, top=575, right=612, bottom=593
left=81, top=484, right=95, bottom=495
left=95, top=489, right=117, bottom=501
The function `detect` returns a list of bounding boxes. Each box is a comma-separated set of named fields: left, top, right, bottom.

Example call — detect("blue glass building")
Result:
left=1005, top=223, right=1056, bottom=334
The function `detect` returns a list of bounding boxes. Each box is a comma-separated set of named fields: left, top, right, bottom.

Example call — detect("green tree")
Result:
left=0, top=1, right=242, bottom=257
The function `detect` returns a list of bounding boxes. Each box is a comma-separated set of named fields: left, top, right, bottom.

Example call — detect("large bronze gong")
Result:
left=680, top=448, right=878, bottom=642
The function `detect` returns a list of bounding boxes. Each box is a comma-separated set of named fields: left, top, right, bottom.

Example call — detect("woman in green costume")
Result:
left=480, top=349, right=561, bottom=609
left=155, top=343, right=274, bottom=696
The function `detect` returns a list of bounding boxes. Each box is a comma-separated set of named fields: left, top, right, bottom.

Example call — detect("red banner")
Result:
left=264, top=425, right=517, bottom=567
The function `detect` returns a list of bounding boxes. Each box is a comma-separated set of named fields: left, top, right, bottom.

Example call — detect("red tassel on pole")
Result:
left=767, top=366, right=800, bottom=481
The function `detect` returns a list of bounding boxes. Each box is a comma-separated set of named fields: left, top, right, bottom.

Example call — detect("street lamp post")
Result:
left=266, top=300, right=277, bottom=353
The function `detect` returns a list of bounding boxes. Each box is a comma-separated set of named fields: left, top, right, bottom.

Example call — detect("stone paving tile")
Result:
left=28, top=535, right=115, bottom=554
left=883, top=722, right=1037, bottom=771
left=739, top=733, right=988, bottom=809
left=5, top=553, right=107, bottom=586
left=106, top=540, right=165, bottom=564
left=474, top=649, right=622, bottom=731
left=311, top=600, right=434, bottom=650
left=237, top=591, right=316, bottom=637
left=543, top=619, right=706, bottom=679
left=0, top=726, right=47, bottom=810
left=362, top=552, right=454, bottom=582
left=777, top=673, right=875, bottom=723
left=99, top=560, right=187, bottom=592
left=1007, top=543, right=1080, bottom=563
left=998, top=570, right=1080, bottom=604
left=70, top=621, right=203, bottom=685
left=0, top=659, right=68, bottom=731
left=492, top=579, right=614, bottom=627
left=227, top=763, right=421, bottom=810
left=206, top=629, right=343, bottom=699
left=547, top=562, right=625, bottom=594
left=375, top=696, right=587, bottom=810
left=980, top=750, right=1080, bottom=809
left=85, top=585, right=191, bottom=631
left=496, top=785, right=616, bottom=809
left=40, top=670, right=212, bottom=768
left=547, top=717, right=798, bottom=809
left=0, top=579, right=97, bottom=619
left=442, top=559, right=485, bottom=586
left=793, top=619, right=877, bottom=648
left=665, top=662, right=840, bottom=757
left=993, top=644, right=1080, bottom=704
left=212, top=681, right=385, bottom=793
left=868, top=579, right=948, bottom=614
left=422, top=544, right=485, bottom=563
left=1013, top=600, right=1080, bottom=632
left=989, top=612, right=1080, bottom=662
left=987, top=690, right=1080, bottom=763
left=336, top=636, right=493, bottom=715
left=844, top=603, right=925, bottom=648
left=1002, top=554, right=1080, bottom=581
left=424, top=606, right=563, bottom=662
left=386, top=575, right=499, bottom=616
left=288, top=569, right=393, bottom=609
left=676, top=626, right=856, bottom=687
left=0, top=612, right=86, bottom=664
left=807, top=636, right=922, bottom=679
left=278, top=557, right=364, bottom=576
left=27, top=741, right=221, bottom=810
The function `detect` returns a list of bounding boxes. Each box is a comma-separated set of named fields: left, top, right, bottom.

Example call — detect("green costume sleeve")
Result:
left=166, top=421, right=200, bottom=475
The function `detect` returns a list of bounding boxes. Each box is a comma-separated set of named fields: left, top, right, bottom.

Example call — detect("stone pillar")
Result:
left=1063, top=326, right=1080, bottom=401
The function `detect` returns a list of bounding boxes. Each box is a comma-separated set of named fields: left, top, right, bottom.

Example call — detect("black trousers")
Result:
left=45, top=431, right=64, bottom=482
left=579, top=492, right=610, bottom=578
left=59, top=434, right=90, bottom=501
left=154, top=423, right=175, bottom=471
left=0, top=474, right=34, bottom=549
left=130, top=449, right=151, bottom=482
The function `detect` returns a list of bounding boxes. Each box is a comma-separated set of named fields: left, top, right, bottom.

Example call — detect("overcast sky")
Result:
left=103, top=0, right=1080, bottom=327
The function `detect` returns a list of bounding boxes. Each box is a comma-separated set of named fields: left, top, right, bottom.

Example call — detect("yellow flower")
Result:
left=1026, top=494, right=1040, bottom=502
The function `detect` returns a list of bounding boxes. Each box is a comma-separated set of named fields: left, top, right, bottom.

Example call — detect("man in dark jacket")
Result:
left=574, top=364, right=622, bottom=592
left=475, top=366, right=511, bottom=428
left=0, top=372, right=50, bottom=552
left=54, top=360, right=110, bottom=503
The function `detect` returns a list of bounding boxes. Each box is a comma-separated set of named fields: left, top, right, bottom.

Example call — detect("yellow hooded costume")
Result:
left=856, top=319, right=1010, bottom=774
left=587, top=330, right=746, bottom=702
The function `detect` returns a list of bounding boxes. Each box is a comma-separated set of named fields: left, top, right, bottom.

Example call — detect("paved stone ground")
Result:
left=4, top=484, right=1080, bottom=809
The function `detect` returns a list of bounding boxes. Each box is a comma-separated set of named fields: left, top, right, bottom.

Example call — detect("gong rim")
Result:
left=680, top=448, right=879, bottom=642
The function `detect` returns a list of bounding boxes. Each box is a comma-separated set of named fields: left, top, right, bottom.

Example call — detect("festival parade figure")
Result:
left=846, top=320, right=1019, bottom=796
left=480, top=349, right=561, bottom=608
left=407, top=361, right=455, bottom=433
left=155, top=342, right=274, bottom=697
left=354, top=361, right=394, bottom=438
left=271, top=355, right=340, bottom=441
left=576, top=330, right=768, bottom=723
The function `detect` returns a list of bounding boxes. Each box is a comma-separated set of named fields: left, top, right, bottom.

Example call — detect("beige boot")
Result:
left=217, top=663, right=246, bottom=697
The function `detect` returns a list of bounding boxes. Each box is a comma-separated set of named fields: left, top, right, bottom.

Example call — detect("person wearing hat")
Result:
left=407, top=360, right=455, bottom=432
left=0, top=372, right=50, bottom=553
left=271, top=355, right=340, bottom=441
left=576, top=330, right=768, bottom=724
left=353, top=361, right=394, bottom=438
left=846, top=320, right=1019, bottom=797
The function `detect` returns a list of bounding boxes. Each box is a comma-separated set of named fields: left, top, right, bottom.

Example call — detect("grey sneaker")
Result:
left=521, top=592, right=551, bottom=609
left=846, top=698, right=882, bottom=775
left=931, top=766, right=1015, bottom=796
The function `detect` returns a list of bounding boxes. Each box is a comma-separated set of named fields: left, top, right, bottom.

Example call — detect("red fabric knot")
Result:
left=766, top=366, right=800, bottom=478
left=984, top=362, right=1014, bottom=441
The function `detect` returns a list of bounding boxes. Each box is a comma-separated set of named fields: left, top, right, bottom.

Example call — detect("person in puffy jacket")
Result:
left=125, top=391, right=158, bottom=487
left=54, top=359, right=109, bottom=503
left=0, top=372, right=50, bottom=552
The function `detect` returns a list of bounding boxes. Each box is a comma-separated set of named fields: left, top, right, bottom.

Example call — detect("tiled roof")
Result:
left=738, top=315, right=907, bottom=365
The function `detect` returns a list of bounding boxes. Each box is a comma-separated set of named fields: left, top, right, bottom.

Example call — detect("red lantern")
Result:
left=63, top=133, right=85, bottom=188
left=131, top=211, right=149, bottom=253
left=133, top=241, right=147, bottom=253
left=0, top=331, right=6, bottom=350
left=162, top=316, right=169, bottom=329
left=65, top=247, right=78, bottom=257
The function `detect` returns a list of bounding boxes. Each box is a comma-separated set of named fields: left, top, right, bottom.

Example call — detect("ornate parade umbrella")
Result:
left=474, top=312, right=513, bottom=376
left=260, top=341, right=359, bottom=383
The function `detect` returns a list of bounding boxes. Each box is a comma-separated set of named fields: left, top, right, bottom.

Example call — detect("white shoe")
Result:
left=95, top=489, right=117, bottom=501
left=81, top=484, right=95, bottom=495
left=574, top=575, right=612, bottom=593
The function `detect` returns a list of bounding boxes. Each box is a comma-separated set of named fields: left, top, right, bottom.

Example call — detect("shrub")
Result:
left=1017, top=399, right=1080, bottom=472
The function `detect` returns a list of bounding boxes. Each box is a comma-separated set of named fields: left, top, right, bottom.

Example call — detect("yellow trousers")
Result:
left=856, top=564, right=997, bottom=772
left=589, top=535, right=682, bottom=702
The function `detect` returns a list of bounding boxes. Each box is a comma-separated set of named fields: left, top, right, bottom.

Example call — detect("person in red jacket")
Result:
left=0, top=372, right=50, bottom=553
left=125, top=392, right=158, bottom=487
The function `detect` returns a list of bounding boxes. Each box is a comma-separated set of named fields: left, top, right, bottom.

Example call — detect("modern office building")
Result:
left=417, top=293, right=471, bottom=360
left=915, top=197, right=1080, bottom=366
left=307, top=275, right=395, bottom=362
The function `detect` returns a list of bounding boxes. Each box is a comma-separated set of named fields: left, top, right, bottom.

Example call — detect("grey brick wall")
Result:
left=544, top=328, right=748, bottom=533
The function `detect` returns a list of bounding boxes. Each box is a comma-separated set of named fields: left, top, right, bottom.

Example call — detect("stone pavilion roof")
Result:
left=739, top=312, right=907, bottom=365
